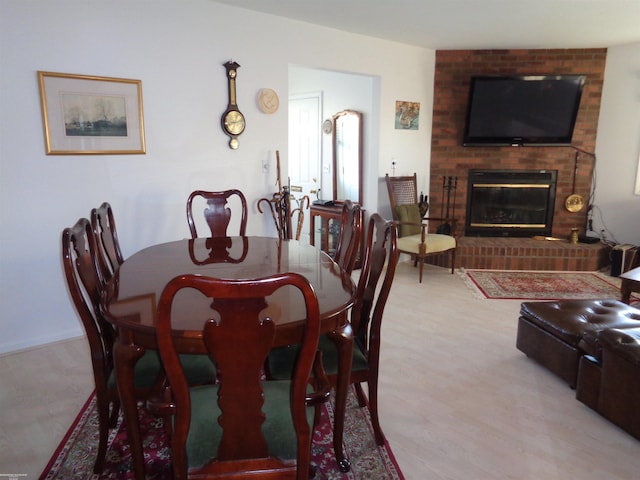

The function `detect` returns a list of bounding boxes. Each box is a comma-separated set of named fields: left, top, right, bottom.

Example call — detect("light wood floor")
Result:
left=2, top=260, right=639, bottom=478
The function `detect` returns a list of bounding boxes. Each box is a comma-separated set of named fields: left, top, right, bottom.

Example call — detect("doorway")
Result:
left=288, top=92, right=322, bottom=244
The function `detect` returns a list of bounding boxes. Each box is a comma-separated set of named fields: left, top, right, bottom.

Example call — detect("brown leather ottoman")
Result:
left=516, top=299, right=640, bottom=387
left=576, top=327, right=640, bottom=440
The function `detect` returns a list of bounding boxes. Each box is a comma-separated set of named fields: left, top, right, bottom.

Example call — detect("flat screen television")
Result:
left=462, top=75, right=586, bottom=146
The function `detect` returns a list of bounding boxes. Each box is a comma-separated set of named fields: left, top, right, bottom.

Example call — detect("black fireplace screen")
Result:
left=465, top=170, right=557, bottom=237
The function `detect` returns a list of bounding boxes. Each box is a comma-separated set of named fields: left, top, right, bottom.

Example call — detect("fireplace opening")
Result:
left=465, top=169, right=557, bottom=237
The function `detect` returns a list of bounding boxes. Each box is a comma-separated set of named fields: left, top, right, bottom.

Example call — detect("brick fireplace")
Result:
left=428, top=48, right=608, bottom=270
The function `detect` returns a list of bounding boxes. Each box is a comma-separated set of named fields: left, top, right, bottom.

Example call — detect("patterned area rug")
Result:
left=459, top=268, right=640, bottom=302
left=40, top=387, right=404, bottom=479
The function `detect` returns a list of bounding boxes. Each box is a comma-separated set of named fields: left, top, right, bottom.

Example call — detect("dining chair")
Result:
left=385, top=173, right=457, bottom=281
left=90, top=202, right=124, bottom=282
left=153, top=272, right=325, bottom=480
left=268, top=213, right=399, bottom=447
left=62, top=218, right=217, bottom=474
left=332, top=200, right=363, bottom=275
left=186, top=189, right=248, bottom=238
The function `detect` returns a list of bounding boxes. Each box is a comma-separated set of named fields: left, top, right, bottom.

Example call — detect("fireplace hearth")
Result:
left=465, top=169, right=557, bottom=237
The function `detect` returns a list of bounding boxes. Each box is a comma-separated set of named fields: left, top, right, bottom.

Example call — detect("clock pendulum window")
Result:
left=221, top=61, right=246, bottom=149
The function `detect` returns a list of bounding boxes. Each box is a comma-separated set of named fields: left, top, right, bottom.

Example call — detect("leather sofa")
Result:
left=517, top=299, right=640, bottom=387
left=576, top=327, right=640, bottom=440
left=516, top=299, right=640, bottom=440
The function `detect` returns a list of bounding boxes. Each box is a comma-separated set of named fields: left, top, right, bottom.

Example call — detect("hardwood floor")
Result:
left=2, top=260, right=639, bottom=478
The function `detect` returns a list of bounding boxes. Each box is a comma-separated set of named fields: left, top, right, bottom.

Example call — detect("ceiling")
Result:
left=212, top=0, right=640, bottom=50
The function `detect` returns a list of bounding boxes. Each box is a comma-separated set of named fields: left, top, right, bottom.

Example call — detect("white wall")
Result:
left=0, top=0, right=434, bottom=354
left=593, top=42, right=640, bottom=245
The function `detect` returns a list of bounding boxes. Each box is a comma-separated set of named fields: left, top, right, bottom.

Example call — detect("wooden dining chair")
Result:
left=90, top=202, right=125, bottom=282
left=186, top=189, right=248, bottom=238
left=62, top=218, right=161, bottom=473
left=333, top=200, right=363, bottom=275
left=62, top=218, right=217, bottom=474
left=268, top=213, right=399, bottom=448
left=154, top=272, right=325, bottom=480
left=385, top=173, right=457, bottom=281
left=345, top=213, right=399, bottom=444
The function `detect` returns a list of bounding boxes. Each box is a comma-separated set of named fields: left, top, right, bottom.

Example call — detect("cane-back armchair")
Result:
left=385, top=173, right=457, bottom=282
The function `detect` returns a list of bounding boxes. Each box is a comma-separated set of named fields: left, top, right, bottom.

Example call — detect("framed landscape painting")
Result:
left=38, top=71, right=146, bottom=154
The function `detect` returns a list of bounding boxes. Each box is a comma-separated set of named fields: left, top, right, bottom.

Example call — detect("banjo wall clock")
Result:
left=221, top=61, right=245, bottom=149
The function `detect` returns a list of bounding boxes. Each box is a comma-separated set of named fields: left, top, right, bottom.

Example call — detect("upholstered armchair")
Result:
left=385, top=173, right=457, bottom=282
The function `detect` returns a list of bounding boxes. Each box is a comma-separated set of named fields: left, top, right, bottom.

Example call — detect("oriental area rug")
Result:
left=459, top=268, right=640, bottom=302
left=40, top=387, right=404, bottom=480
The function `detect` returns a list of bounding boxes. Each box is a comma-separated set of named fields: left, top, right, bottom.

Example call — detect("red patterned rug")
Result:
left=460, top=269, right=640, bottom=302
left=40, top=387, right=404, bottom=479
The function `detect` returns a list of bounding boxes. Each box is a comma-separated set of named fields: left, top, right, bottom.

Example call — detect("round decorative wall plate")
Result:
left=257, top=88, right=279, bottom=114
left=564, top=193, right=585, bottom=212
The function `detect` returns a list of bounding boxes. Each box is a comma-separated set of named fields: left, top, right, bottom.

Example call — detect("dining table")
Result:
left=101, top=236, right=356, bottom=479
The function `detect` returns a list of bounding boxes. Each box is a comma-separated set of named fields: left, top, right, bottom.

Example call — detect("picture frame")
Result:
left=394, top=100, right=420, bottom=130
left=38, top=71, right=146, bottom=155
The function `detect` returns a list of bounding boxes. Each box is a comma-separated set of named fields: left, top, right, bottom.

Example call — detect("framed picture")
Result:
left=38, top=71, right=146, bottom=155
left=395, top=100, right=420, bottom=130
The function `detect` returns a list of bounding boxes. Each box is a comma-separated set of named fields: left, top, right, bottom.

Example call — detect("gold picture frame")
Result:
left=38, top=71, right=146, bottom=155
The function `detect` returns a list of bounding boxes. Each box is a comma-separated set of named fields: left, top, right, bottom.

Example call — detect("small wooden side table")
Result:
left=620, top=266, right=640, bottom=304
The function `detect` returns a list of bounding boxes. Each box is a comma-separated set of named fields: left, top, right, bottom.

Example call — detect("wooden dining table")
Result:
left=101, top=236, right=356, bottom=479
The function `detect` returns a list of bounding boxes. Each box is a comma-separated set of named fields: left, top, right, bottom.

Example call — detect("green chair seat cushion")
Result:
left=397, top=233, right=456, bottom=255
left=178, top=353, right=218, bottom=385
left=394, top=204, right=422, bottom=237
left=186, top=381, right=314, bottom=469
left=268, top=335, right=368, bottom=380
left=107, top=350, right=217, bottom=390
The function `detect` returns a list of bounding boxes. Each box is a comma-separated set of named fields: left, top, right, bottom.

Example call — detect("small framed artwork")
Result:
left=395, top=100, right=420, bottom=130
left=38, top=71, right=146, bottom=155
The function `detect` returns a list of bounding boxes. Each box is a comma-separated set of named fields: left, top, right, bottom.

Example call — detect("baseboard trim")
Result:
left=0, top=330, right=84, bottom=357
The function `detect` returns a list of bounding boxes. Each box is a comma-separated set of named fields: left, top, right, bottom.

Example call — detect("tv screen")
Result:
left=462, top=75, right=586, bottom=146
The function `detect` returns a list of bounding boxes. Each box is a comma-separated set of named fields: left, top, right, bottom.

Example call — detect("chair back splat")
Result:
left=186, top=189, right=248, bottom=238
left=157, top=273, right=321, bottom=479
left=333, top=200, right=363, bottom=275
left=90, top=202, right=124, bottom=282
left=385, top=173, right=457, bottom=281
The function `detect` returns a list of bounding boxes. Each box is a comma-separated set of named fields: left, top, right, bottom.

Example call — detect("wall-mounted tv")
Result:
left=462, top=75, right=586, bottom=147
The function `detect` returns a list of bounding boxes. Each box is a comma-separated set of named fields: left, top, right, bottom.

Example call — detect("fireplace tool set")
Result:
left=436, top=175, right=458, bottom=235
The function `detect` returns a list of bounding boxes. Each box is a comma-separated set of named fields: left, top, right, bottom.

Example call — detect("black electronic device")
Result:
left=462, top=75, right=586, bottom=147
left=312, top=199, right=334, bottom=207
left=578, top=234, right=600, bottom=244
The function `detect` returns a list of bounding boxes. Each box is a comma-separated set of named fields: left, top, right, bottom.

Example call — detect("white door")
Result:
left=288, top=93, right=322, bottom=244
